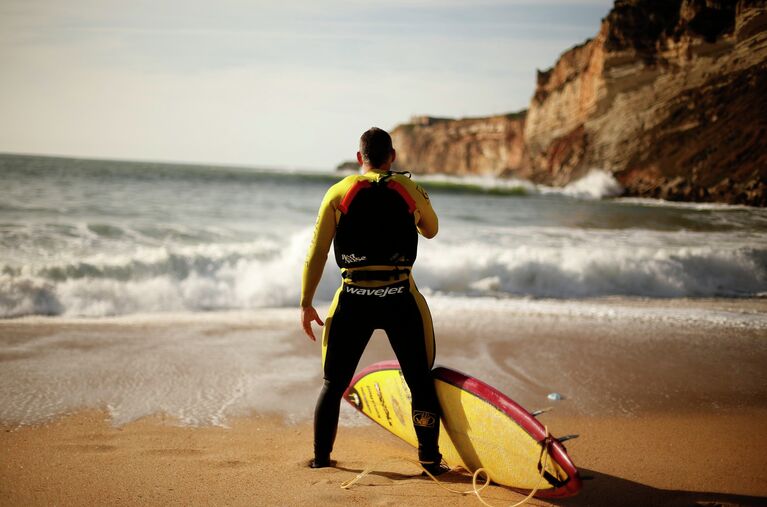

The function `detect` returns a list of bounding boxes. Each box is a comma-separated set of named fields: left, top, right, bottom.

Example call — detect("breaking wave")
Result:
left=2, top=228, right=765, bottom=318
left=418, top=169, right=624, bottom=199
left=415, top=240, right=767, bottom=299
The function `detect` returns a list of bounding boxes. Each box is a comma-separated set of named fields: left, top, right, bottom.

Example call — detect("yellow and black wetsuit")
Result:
left=302, top=169, right=441, bottom=464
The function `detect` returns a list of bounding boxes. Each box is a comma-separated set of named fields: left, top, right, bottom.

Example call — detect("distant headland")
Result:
left=374, top=0, right=767, bottom=206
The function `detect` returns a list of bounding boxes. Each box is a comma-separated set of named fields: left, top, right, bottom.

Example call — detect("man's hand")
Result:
left=301, top=306, right=325, bottom=342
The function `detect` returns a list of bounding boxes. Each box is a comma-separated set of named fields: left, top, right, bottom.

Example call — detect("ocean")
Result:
left=2, top=153, right=766, bottom=427
left=2, top=154, right=766, bottom=318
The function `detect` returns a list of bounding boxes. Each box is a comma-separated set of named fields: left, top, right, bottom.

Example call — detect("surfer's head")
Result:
left=358, top=127, right=395, bottom=169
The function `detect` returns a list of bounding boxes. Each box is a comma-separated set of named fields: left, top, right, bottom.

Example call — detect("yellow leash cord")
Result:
left=340, top=456, right=491, bottom=495
left=340, top=426, right=552, bottom=507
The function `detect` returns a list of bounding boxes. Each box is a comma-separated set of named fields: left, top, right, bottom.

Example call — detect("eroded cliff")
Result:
left=390, top=0, right=767, bottom=205
left=391, top=113, right=526, bottom=177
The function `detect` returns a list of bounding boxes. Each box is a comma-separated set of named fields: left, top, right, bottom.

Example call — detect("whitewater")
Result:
left=2, top=153, right=766, bottom=319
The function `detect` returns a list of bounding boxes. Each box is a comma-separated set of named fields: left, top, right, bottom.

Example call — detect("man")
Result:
left=300, top=127, right=445, bottom=474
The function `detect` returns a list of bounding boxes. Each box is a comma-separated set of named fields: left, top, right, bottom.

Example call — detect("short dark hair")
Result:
left=359, top=127, right=393, bottom=168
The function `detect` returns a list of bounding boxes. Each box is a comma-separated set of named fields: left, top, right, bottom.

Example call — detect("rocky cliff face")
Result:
left=390, top=0, right=767, bottom=205
left=391, top=113, right=526, bottom=176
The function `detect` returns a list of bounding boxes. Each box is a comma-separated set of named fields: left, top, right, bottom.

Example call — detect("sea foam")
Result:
left=1, top=226, right=765, bottom=318
left=415, top=239, right=767, bottom=299
left=419, top=169, right=624, bottom=199
left=559, top=169, right=624, bottom=199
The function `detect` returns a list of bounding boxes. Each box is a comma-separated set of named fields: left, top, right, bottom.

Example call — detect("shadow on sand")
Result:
left=550, top=469, right=767, bottom=507
left=335, top=465, right=766, bottom=506
left=334, top=464, right=473, bottom=486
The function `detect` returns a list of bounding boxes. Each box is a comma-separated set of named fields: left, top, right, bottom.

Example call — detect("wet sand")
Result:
left=1, top=298, right=767, bottom=506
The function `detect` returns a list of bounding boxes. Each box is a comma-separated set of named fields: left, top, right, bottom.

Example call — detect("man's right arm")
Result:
left=300, top=186, right=338, bottom=309
left=300, top=186, right=339, bottom=341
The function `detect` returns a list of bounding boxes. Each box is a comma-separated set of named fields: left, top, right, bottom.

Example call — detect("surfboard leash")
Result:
left=339, top=456, right=491, bottom=496
left=340, top=425, right=553, bottom=507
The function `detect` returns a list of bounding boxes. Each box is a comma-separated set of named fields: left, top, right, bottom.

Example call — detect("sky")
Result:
left=0, top=0, right=614, bottom=170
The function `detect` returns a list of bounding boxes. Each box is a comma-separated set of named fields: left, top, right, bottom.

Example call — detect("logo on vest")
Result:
left=341, top=253, right=367, bottom=263
left=344, top=285, right=405, bottom=297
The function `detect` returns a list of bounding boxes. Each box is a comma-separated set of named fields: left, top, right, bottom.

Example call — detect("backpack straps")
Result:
left=337, top=173, right=416, bottom=215
left=385, top=180, right=417, bottom=214
left=338, top=180, right=371, bottom=214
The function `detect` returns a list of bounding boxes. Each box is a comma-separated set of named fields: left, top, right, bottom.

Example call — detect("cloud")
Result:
left=0, top=0, right=612, bottom=167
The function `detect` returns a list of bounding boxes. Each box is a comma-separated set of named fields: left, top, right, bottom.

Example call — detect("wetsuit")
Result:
left=301, top=169, right=441, bottom=464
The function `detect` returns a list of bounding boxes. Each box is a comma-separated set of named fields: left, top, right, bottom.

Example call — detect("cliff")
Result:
left=391, top=113, right=526, bottom=176
left=390, top=0, right=767, bottom=205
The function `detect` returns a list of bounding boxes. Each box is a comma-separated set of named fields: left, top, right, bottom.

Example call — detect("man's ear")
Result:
left=391, top=149, right=396, bottom=164
left=356, top=152, right=363, bottom=165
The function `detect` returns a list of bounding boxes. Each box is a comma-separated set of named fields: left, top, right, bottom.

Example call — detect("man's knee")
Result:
left=400, top=368, right=435, bottom=394
left=320, top=377, right=349, bottom=399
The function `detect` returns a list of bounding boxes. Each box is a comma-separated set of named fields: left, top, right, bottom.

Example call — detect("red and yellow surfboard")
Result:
left=344, top=360, right=581, bottom=498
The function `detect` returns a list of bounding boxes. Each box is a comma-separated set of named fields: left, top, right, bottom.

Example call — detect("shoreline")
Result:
left=3, top=294, right=766, bottom=324
left=2, top=297, right=766, bottom=425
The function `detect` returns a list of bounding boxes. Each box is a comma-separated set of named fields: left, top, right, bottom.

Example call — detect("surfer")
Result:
left=301, top=127, right=446, bottom=475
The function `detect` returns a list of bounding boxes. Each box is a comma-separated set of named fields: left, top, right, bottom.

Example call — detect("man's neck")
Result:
left=362, top=165, right=390, bottom=174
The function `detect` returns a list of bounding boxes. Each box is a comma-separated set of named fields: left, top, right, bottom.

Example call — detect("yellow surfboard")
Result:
left=344, top=360, right=581, bottom=498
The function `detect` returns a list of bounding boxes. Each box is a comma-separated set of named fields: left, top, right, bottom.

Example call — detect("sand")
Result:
left=2, top=298, right=767, bottom=506
left=2, top=409, right=767, bottom=506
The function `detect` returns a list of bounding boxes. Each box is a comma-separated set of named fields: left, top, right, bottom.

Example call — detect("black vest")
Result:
left=334, top=174, right=418, bottom=269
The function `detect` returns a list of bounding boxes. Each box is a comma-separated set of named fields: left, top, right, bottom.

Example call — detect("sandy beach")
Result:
left=2, top=298, right=766, bottom=506
left=3, top=408, right=767, bottom=507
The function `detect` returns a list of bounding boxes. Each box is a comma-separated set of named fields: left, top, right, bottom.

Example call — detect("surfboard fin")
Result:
left=530, top=407, right=552, bottom=417
left=557, top=434, right=579, bottom=443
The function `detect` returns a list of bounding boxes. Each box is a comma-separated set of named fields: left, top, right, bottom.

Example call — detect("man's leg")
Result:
left=312, top=292, right=373, bottom=466
left=383, top=290, right=442, bottom=467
